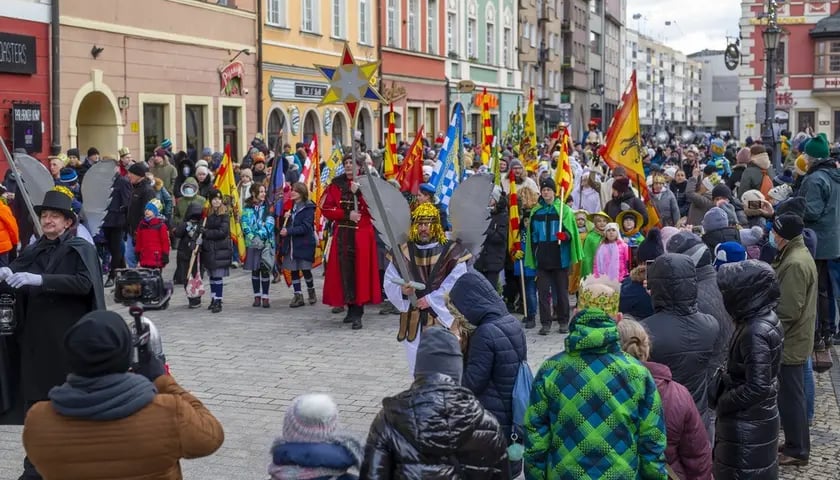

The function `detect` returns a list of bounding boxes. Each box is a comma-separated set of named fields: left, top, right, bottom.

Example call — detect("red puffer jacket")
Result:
left=644, top=361, right=712, bottom=480
left=135, top=216, right=170, bottom=268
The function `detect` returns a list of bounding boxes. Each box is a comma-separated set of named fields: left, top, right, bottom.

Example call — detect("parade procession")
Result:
left=1, top=0, right=840, bottom=478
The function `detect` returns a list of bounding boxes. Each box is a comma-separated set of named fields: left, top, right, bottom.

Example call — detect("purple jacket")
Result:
left=644, top=361, right=712, bottom=480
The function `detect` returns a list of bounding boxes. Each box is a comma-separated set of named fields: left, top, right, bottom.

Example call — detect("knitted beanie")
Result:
left=702, top=207, right=729, bottom=232
left=282, top=394, right=339, bottom=443
left=804, top=133, right=830, bottom=159
left=714, top=242, right=747, bottom=270
left=739, top=226, right=765, bottom=247
left=145, top=198, right=162, bottom=217
left=637, top=228, right=664, bottom=262
left=612, top=177, right=631, bottom=194
left=736, top=147, right=752, bottom=165
left=768, top=184, right=792, bottom=203
left=711, top=183, right=731, bottom=200
left=740, top=189, right=765, bottom=205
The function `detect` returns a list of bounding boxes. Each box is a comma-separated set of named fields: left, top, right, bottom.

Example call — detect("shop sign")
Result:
left=219, top=60, right=245, bottom=96
left=748, top=17, right=806, bottom=25
left=474, top=92, right=499, bottom=108
left=814, top=77, right=840, bottom=90
left=294, top=82, right=327, bottom=99
left=269, top=77, right=329, bottom=102
left=0, top=32, right=36, bottom=75
left=776, top=91, right=795, bottom=108
left=11, top=103, right=42, bottom=153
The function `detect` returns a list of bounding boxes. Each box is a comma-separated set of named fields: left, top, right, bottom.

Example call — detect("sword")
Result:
left=361, top=172, right=424, bottom=305
left=0, top=137, right=43, bottom=236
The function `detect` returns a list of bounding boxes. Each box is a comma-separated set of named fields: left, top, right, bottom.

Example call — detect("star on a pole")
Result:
left=316, top=43, right=385, bottom=121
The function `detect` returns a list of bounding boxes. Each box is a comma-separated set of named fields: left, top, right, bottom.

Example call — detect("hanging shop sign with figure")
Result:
left=219, top=60, right=245, bottom=96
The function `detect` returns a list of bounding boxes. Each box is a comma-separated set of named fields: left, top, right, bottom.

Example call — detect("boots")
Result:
left=252, top=296, right=261, bottom=307
left=210, top=299, right=223, bottom=313
left=349, top=304, right=364, bottom=330
left=307, top=287, right=317, bottom=305
left=290, top=293, right=305, bottom=308
left=342, top=307, right=354, bottom=323
left=188, top=297, right=201, bottom=309
left=262, top=297, right=271, bottom=308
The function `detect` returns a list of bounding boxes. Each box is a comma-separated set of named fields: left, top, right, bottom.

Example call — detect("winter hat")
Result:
left=491, top=184, right=503, bottom=203
left=160, top=138, right=173, bottom=150
left=637, top=228, right=665, bottom=262
left=768, top=183, right=793, bottom=203
left=775, top=196, right=806, bottom=217
left=128, top=161, right=149, bottom=177
left=145, top=198, right=162, bottom=217
left=508, top=159, right=523, bottom=170
left=740, top=189, right=765, bottom=205
left=663, top=166, right=678, bottom=179
left=714, top=242, right=747, bottom=270
left=710, top=138, right=726, bottom=156
left=252, top=152, right=266, bottom=164
left=211, top=151, right=223, bottom=165
left=87, top=147, right=99, bottom=158
left=281, top=394, right=338, bottom=443
left=736, top=147, right=752, bottom=165
left=64, top=310, right=133, bottom=377
left=804, top=132, right=830, bottom=159
left=207, top=188, right=223, bottom=203
left=58, top=167, right=78, bottom=184
left=201, top=147, right=213, bottom=157
left=774, top=169, right=795, bottom=185
left=539, top=177, right=556, bottom=192
left=612, top=177, right=631, bottom=194
left=604, top=222, right=620, bottom=233
left=795, top=154, right=809, bottom=175
left=711, top=183, right=731, bottom=200
left=773, top=213, right=805, bottom=240
left=660, top=226, right=680, bottom=250
left=740, top=225, right=765, bottom=247
left=666, top=231, right=713, bottom=267
left=66, top=148, right=80, bottom=159
left=702, top=164, right=718, bottom=176
left=419, top=183, right=436, bottom=195
left=577, top=275, right=621, bottom=316
left=414, top=326, right=463, bottom=384
left=422, top=165, right=433, bottom=177
left=239, top=168, right=253, bottom=181
left=153, top=147, right=167, bottom=159
left=195, top=159, right=209, bottom=170
left=702, top=207, right=729, bottom=232
left=196, top=165, right=210, bottom=177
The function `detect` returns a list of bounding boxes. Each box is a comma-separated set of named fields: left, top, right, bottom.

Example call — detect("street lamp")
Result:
left=762, top=2, right=783, bottom=171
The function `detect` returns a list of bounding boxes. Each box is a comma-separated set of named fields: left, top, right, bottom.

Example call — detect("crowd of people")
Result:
left=0, top=119, right=837, bottom=479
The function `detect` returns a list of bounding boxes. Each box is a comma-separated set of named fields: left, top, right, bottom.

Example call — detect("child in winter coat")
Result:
left=134, top=199, right=170, bottom=269
left=173, top=202, right=204, bottom=308
left=581, top=211, right=610, bottom=278
left=202, top=189, right=232, bottom=313
left=617, top=210, right=645, bottom=248
left=279, top=182, right=318, bottom=308
left=568, top=210, right=591, bottom=295
left=594, top=222, right=629, bottom=282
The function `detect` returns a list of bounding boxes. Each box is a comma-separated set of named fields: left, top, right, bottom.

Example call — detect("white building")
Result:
left=688, top=49, right=739, bottom=134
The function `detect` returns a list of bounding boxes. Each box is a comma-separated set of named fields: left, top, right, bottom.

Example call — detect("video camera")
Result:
left=128, top=303, right=167, bottom=371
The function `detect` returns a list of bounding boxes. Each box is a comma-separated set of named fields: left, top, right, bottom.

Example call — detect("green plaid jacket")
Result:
left=524, top=308, right=667, bottom=480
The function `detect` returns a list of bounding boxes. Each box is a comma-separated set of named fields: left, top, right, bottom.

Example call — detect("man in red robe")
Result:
left=320, top=156, right=381, bottom=329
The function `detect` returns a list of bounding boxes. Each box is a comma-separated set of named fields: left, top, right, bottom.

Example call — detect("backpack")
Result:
left=511, top=361, right=534, bottom=432
left=758, top=169, right=773, bottom=197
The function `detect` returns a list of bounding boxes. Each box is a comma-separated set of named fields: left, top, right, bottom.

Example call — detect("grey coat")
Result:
left=652, top=188, right=680, bottom=227
left=800, top=159, right=840, bottom=259
left=685, top=176, right=714, bottom=226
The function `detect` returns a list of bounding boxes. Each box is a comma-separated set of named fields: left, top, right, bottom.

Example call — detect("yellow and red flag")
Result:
left=553, top=126, right=574, bottom=201
left=213, top=144, right=246, bottom=259
left=599, top=70, right=661, bottom=229
left=384, top=103, right=398, bottom=179
left=309, top=134, right=324, bottom=269
left=480, top=88, right=493, bottom=165
left=507, top=169, right=521, bottom=258
left=395, top=124, right=425, bottom=195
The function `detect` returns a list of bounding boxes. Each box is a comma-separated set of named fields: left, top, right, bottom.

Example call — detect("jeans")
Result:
left=524, top=275, right=537, bottom=321
left=816, top=260, right=838, bottom=344
left=804, top=357, right=815, bottom=422
left=536, top=268, right=570, bottom=327
left=778, top=364, right=810, bottom=460
left=124, top=234, right=137, bottom=268
left=828, top=259, right=840, bottom=336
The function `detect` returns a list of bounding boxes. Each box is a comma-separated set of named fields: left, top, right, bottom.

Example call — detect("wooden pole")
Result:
left=557, top=187, right=565, bottom=245
left=518, top=258, right=528, bottom=319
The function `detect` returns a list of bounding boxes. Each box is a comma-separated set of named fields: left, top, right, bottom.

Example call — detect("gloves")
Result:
left=555, top=231, right=569, bottom=241
left=195, top=237, right=203, bottom=246
left=0, top=267, right=12, bottom=281
left=133, top=355, right=167, bottom=382
left=162, top=253, right=169, bottom=265
left=513, top=250, right=525, bottom=260
left=7, top=272, right=43, bottom=288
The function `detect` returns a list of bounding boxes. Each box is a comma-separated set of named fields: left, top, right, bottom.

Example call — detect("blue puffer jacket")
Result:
left=450, top=270, right=527, bottom=437
left=280, top=200, right=316, bottom=262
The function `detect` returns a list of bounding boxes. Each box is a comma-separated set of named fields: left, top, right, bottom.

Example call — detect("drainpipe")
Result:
left=50, top=0, right=61, bottom=154
left=256, top=0, right=264, bottom=134
left=376, top=0, right=382, bottom=138
left=445, top=77, right=451, bottom=122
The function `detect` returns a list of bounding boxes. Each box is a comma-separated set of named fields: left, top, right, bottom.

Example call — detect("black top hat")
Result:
left=34, top=190, right=76, bottom=220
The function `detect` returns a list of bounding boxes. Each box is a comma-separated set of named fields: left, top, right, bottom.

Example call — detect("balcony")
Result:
left=562, top=55, right=575, bottom=69
left=561, top=19, right=573, bottom=33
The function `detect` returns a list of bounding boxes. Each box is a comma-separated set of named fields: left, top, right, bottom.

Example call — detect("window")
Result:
left=776, top=41, right=786, bottom=75
left=447, top=12, right=457, bottom=54
left=590, top=31, right=601, bottom=55
left=529, top=23, right=537, bottom=48
left=359, top=0, right=370, bottom=44
left=185, top=105, right=206, bottom=158
left=266, top=0, right=285, bottom=27
left=143, top=104, right=165, bottom=162
left=222, top=106, right=241, bottom=160
left=590, top=0, right=601, bottom=14
left=503, top=27, right=512, bottom=68
left=815, top=40, right=840, bottom=74
left=467, top=19, right=477, bottom=58
left=408, top=0, right=419, bottom=51
left=301, top=0, right=318, bottom=33
left=407, top=107, right=421, bottom=136
left=591, top=68, right=602, bottom=90
left=486, top=22, right=495, bottom=64
left=797, top=111, right=816, bottom=133
left=332, top=0, right=345, bottom=38
left=427, top=0, right=438, bottom=54
left=425, top=108, right=438, bottom=138
left=387, top=0, right=398, bottom=47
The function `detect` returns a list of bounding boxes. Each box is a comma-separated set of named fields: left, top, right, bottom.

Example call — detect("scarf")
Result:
left=49, top=373, right=157, bottom=421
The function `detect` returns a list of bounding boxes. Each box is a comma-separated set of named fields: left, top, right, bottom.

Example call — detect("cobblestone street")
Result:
left=0, top=269, right=838, bottom=479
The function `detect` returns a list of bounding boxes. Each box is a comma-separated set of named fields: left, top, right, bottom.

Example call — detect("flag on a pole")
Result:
left=480, top=88, right=493, bottom=166
left=213, top=144, right=246, bottom=260
left=384, top=103, right=398, bottom=179
left=521, top=88, right=538, bottom=169
left=430, top=103, right=463, bottom=213
left=599, top=70, right=661, bottom=229
left=395, top=124, right=425, bottom=195
left=507, top=169, right=521, bottom=258
left=491, top=137, right=501, bottom=186
left=310, top=135, right=324, bottom=270
left=307, top=134, right=320, bottom=192
left=553, top=127, right=574, bottom=201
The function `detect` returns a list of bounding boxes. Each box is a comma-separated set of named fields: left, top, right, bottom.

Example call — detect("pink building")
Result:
left=60, top=0, right=258, bottom=161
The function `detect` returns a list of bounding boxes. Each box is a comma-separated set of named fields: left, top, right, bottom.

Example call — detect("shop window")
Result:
left=834, top=111, right=840, bottom=143
left=797, top=111, right=816, bottom=134
left=143, top=104, right=165, bottom=162
left=222, top=106, right=240, bottom=160
left=267, top=109, right=286, bottom=152
left=185, top=105, right=206, bottom=161
left=425, top=108, right=438, bottom=140
left=407, top=107, right=421, bottom=137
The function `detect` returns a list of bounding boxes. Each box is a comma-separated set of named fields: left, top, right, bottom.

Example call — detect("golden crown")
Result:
left=578, top=275, right=621, bottom=316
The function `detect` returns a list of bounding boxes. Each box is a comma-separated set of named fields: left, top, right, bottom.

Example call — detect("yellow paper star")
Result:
left=316, top=43, right=385, bottom=121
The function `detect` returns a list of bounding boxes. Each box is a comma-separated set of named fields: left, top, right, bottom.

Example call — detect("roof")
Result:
left=811, top=10, right=840, bottom=38
left=688, top=49, right=725, bottom=58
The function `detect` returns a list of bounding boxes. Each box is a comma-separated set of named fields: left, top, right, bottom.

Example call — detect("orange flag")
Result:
left=395, top=124, right=425, bottom=195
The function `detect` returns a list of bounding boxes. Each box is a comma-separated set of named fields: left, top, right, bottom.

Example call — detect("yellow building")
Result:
left=262, top=0, right=380, bottom=153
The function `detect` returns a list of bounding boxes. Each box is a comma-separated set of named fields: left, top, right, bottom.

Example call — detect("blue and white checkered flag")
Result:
left=429, top=103, right=463, bottom=213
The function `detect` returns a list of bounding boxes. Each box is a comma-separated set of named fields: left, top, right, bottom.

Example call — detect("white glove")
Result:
left=0, top=267, right=12, bottom=281
left=7, top=272, right=43, bottom=288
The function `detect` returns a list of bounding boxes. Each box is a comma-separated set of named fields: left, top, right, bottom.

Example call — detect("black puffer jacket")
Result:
left=474, top=198, right=508, bottom=274
left=604, top=191, right=649, bottom=227
left=173, top=158, right=195, bottom=199
left=713, top=260, right=782, bottom=480
left=641, top=254, right=720, bottom=433
left=695, top=262, right=734, bottom=370
left=450, top=271, right=526, bottom=438
left=127, top=179, right=156, bottom=235
left=102, top=174, right=131, bottom=229
left=360, top=374, right=510, bottom=479
left=201, top=209, right=232, bottom=271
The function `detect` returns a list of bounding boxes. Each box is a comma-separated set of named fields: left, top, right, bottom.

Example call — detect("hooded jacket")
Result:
left=270, top=436, right=361, bottom=480
left=150, top=157, right=178, bottom=194
left=604, top=190, right=649, bottom=227
left=173, top=178, right=206, bottom=228
left=127, top=178, right=157, bottom=235
left=360, top=373, right=510, bottom=479
left=201, top=206, right=233, bottom=271
left=280, top=200, right=317, bottom=262
left=474, top=197, right=509, bottom=273
left=22, top=374, right=224, bottom=480
left=135, top=216, right=170, bottom=268
left=173, top=158, right=196, bottom=200
left=737, top=154, right=774, bottom=199
left=642, top=254, right=720, bottom=433
left=450, top=271, right=526, bottom=437
left=651, top=187, right=680, bottom=227
left=694, top=263, right=734, bottom=371
left=772, top=235, right=817, bottom=364
left=103, top=174, right=131, bottom=229
left=713, top=261, right=782, bottom=480
left=619, top=265, right=654, bottom=320
left=685, top=176, right=714, bottom=226
left=799, top=157, right=840, bottom=259
left=525, top=308, right=667, bottom=480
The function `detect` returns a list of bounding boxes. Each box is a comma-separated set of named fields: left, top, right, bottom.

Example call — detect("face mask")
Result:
left=768, top=231, right=778, bottom=249
left=182, top=167, right=190, bottom=176
left=183, top=187, right=196, bottom=197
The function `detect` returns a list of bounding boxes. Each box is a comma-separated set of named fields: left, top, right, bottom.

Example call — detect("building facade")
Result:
left=588, top=0, right=624, bottom=128
left=60, top=0, right=258, bottom=162
left=688, top=49, right=738, bottom=133
left=560, top=0, right=589, bottom=132
left=379, top=0, right=446, bottom=144
left=446, top=0, right=521, bottom=144
left=0, top=0, right=52, bottom=160
left=626, top=29, right=702, bottom=133
left=519, top=0, right=564, bottom=137
left=262, top=0, right=380, bottom=153
left=738, top=0, right=840, bottom=142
